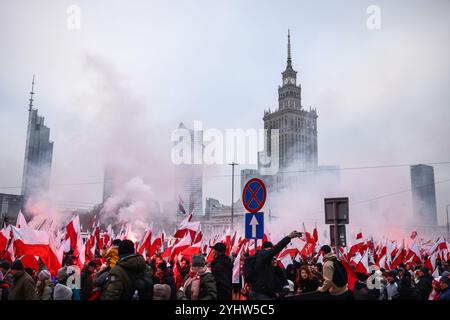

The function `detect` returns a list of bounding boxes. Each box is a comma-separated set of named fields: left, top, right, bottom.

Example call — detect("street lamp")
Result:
left=228, top=162, right=238, bottom=230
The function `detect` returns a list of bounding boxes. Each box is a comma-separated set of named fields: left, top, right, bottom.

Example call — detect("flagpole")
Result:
left=229, top=162, right=238, bottom=230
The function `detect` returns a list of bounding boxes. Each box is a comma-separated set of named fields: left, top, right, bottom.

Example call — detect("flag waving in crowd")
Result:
left=0, top=215, right=449, bottom=302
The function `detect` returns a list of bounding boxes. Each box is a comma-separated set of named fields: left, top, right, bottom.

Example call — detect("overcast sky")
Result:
left=0, top=0, right=449, bottom=225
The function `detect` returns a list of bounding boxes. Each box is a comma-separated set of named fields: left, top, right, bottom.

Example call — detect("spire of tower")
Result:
left=287, top=29, right=292, bottom=68
left=28, top=74, right=35, bottom=112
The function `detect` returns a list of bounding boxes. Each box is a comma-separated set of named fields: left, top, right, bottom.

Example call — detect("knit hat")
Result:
left=11, top=260, right=24, bottom=271
left=158, top=261, right=168, bottom=271
left=57, top=266, right=68, bottom=281
left=53, top=283, right=73, bottom=300
left=153, top=284, right=171, bottom=300
left=192, top=254, right=205, bottom=268
left=441, top=271, right=450, bottom=278
left=440, top=276, right=450, bottom=286
left=38, top=269, right=51, bottom=281
left=118, top=239, right=135, bottom=257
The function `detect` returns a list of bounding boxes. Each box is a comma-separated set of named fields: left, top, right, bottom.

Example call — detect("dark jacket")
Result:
left=352, top=281, right=380, bottom=300
left=252, top=236, right=291, bottom=297
left=155, top=271, right=177, bottom=300
left=298, top=277, right=320, bottom=294
left=101, top=254, right=153, bottom=300
left=80, top=267, right=94, bottom=300
left=416, top=276, right=432, bottom=300
left=211, top=254, right=233, bottom=300
left=9, top=271, right=37, bottom=300
left=439, top=287, right=450, bottom=300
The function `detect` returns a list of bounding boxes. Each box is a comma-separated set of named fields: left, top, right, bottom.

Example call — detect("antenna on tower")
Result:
left=28, top=74, right=35, bottom=112
left=287, top=29, right=292, bottom=68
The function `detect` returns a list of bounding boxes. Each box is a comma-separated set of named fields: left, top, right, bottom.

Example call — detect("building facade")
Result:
left=174, top=122, right=204, bottom=216
left=0, top=193, right=23, bottom=227
left=410, top=164, right=438, bottom=226
left=21, top=76, right=53, bottom=216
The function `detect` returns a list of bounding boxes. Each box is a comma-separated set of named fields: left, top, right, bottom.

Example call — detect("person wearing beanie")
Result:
left=415, top=267, right=433, bottom=300
left=101, top=240, right=154, bottom=300
left=53, top=283, right=73, bottom=300
left=36, top=269, right=54, bottom=300
left=80, top=260, right=97, bottom=300
left=210, top=242, right=233, bottom=300
left=177, top=254, right=217, bottom=300
left=248, top=230, right=302, bottom=300
left=9, top=260, right=37, bottom=300
left=0, top=259, right=13, bottom=301
left=438, top=276, right=450, bottom=300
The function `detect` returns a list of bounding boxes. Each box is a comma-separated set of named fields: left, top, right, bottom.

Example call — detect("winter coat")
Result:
left=416, top=276, right=432, bottom=300
left=183, top=270, right=217, bottom=300
left=398, top=286, right=421, bottom=300
left=101, top=254, right=153, bottom=300
left=386, top=280, right=400, bottom=300
left=37, top=279, right=54, bottom=300
left=353, top=281, right=379, bottom=300
left=156, top=271, right=177, bottom=300
left=319, top=252, right=348, bottom=296
left=211, top=254, right=233, bottom=300
left=297, top=277, right=320, bottom=293
left=80, top=267, right=94, bottom=300
left=178, top=270, right=217, bottom=300
left=9, top=270, right=37, bottom=300
left=438, top=287, right=450, bottom=300
left=251, top=236, right=291, bottom=298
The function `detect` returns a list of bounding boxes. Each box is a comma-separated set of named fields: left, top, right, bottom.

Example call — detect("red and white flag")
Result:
left=11, top=226, right=61, bottom=274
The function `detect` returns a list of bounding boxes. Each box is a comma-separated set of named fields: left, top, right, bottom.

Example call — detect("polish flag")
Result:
left=170, top=234, right=192, bottom=260
left=429, top=237, right=447, bottom=255
left=16, top=211, right=29, bottom=229
left=65, top=215, right=81, bottom=251
left=11, top=226, right=61, bottom=274
left=232, top=246, right=243, bottom=284
left=180, top=240, right=202, bottom=258
left=173, top=221, right=199, bottom=240
left=179, top=213, right=193, bottom=228
left=0, top=225, right=11, bottom=252
left=193, top=231, right=203, bottom=244
left=340, top=259, right=358, bottom=291
left=138, top=228, right=152, bottom=255
left=355, top=249, right=369, bottom=274
left=312, top=224, right=319, bottom=243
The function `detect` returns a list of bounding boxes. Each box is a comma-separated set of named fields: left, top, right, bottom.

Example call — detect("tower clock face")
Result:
left=284, top=77, right=295, bottom=85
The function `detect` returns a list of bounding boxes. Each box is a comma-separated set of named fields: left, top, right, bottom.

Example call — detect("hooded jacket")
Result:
left=251, top=236, right=291, bottom=298
left=211, top=254, right=233, bottom=300
left=9, top=270, right=37, bottom=300
left=101, top=254, right=153, bottom=300
left=319, top=252, right=348, bottom=296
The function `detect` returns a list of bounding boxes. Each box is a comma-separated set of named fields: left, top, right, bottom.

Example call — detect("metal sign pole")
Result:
left=333, top=202, right=339, bottom=255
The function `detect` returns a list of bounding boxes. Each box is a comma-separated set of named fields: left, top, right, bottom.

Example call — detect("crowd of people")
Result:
left=1, top=230, right=449, bottom=301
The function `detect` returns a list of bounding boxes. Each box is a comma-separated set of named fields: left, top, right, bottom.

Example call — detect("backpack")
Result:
left=332, top=259, right=348, bottom=287
left=243, top=255, right=257, bottom=285
left=123, top=269, right=154, bottom=300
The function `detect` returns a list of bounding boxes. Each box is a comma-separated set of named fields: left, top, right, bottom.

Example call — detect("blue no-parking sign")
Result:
left=245, top=212, right=264, bottom=239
